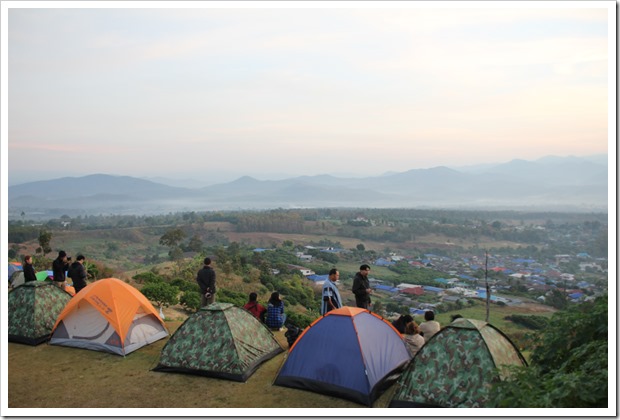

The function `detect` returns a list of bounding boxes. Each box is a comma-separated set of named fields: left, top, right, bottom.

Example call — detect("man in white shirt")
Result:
left=321, top=268, right=342, bottom=315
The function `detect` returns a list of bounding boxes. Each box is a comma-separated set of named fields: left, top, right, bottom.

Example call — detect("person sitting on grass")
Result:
left=243, top=292, right=266, bottom=322
left=418, top=310, right=441, bottom=342
left=403, top=321, right=425, bottom=358
left=391, top=314, right=413, bottom=334
left=265, top=291, right=286, bottom=330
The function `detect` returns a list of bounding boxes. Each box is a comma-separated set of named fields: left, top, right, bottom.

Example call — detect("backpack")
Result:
left=284, top=323, right=302, bottom=348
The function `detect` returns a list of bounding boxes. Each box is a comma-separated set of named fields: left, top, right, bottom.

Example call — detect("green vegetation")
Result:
left=8, top=208, right=609, bottom=408
left=492, top=295, right=608, bottom=407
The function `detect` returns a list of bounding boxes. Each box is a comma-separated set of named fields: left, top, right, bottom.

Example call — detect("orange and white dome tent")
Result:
left=50, top=278, right=169, bottom=356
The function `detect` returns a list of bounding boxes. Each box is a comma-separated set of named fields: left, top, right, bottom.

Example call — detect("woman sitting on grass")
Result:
left=265, top=291, right=286, bottom=330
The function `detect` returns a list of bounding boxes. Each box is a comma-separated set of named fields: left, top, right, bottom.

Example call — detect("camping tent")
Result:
left=274, top=306, right=410, bottom=406
left=9, top=271, right=25, bottom=288
left=8, top=262, right=22, bottom=278
left=9, top=270, right=52, bottom=288
left=50, top=278, right=168, bottom=355
left=389, top=317, right=527, bottom=408
left=8, top=281, right=72, bottom=345
left=153, top=302, right=284, bottom=382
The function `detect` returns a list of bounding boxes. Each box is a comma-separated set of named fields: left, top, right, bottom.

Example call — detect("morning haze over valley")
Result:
left=7, top=154, right=608, bottom=220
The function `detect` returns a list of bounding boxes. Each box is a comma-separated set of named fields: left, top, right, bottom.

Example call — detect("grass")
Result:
left=7, top=321, right=396, bottom=412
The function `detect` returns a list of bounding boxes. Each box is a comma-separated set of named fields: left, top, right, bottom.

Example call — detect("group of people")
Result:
left=22, top=250, right=89, bottom=294
left=243, top=291, right=287, bottom=330
left=195, top=257, right=288, bottom=330
left=391, top=310, right=441, bottom=357
left=195, top=258, right=443, bottom=352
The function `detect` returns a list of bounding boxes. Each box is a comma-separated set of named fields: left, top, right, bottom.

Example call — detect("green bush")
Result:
left=141, top=282, right=179, bottom=308
left=133, top=272, right=163, bottom=285
left=506, top=314, right=549, bottom=330
left=286, top=311, right=315, bottom=329
left=492, top=295, right=608, bottom=408
left=216, top=288, right=247, bottom=307
left=170, top=278, right=200, bottom=293
left=180, top=291, right=201, bottom=312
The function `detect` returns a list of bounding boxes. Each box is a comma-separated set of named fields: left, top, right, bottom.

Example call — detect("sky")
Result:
left=2, top=1, right=615, bottom=186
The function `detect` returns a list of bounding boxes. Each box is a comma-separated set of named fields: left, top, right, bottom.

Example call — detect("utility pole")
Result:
left=485, top=251, right=490, bottom=323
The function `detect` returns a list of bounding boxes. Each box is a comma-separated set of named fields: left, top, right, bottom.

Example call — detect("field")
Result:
left=7, top=322, right=395, bottom=413
left=7, top=299, right=556, bottom=412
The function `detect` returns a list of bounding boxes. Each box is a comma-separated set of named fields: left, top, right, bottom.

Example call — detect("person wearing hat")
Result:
left=52, top=250, right=70, bottom=291
left=196, top=257, right=216, bottom=306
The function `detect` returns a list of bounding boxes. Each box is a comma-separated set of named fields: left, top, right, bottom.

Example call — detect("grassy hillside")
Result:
left=7, top=322, right=394, bottom=411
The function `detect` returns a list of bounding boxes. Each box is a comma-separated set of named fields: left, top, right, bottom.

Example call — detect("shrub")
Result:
left=216, top=288, right=247, bottom=307
left=492, top=295, right=608, bottom=407
left=170, top=278, right=200, bottom=293
left=286, top=311, right=315, bottom=329
left=180, top=291, right=201, bottom=312
left=133, top=271, right=163, bottom=285
left=505, top=314, right=549, bottom=330
left=141, top=282, right=179, bottom=308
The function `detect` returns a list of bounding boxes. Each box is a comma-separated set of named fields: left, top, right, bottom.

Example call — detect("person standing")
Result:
left=68, top=254, right=88, bottom=294
left=196, top=257, right=216, bottom=307
left=23, top=255, right=37, bottom=282
left=52, top=251, right=70, bottom=291
left=352, top=264, right=372, bottom=309
left=321, top=268, right=342, bottom=315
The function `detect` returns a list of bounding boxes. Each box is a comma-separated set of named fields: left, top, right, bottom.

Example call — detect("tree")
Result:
left=492, top=295, right=608, bottom=407
left=186, top=234, right=203, bottom=252
left=159, top=228, right=186, bottom=248
left=356, top=243, right=366, bottom=251
left=38, top=230, right=52, bottom=255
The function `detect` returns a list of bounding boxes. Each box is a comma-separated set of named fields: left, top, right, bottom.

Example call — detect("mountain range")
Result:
left=7, top=155, right=609, bottom=219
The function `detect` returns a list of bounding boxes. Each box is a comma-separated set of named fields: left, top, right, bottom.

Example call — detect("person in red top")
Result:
left=243, top=292, right=266, bottom=322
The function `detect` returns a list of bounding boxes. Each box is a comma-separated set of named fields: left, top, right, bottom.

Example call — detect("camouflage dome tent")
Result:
left=389, top=317, right=527, bottom=408
left=9, top=270, right=52, bottom=288
left=8, top=281, right=72, bottom=345
left=153, top=302, right=284, bottom=382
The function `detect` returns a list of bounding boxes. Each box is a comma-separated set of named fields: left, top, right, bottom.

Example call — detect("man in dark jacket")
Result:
left=351, top=264, right=372, bottom=309
left=68, top=254, right=88, bottom=294
left=196, top=257, right=216, bottom=306
left=52, top=250, right=70, bottom=291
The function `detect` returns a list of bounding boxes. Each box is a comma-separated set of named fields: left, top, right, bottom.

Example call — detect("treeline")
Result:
left=233, top=211, right=305, bottom=233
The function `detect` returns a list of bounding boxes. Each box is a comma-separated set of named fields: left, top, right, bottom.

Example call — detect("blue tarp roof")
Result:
left=375, top=284, right=399, bottom=293
left=512, top=258, right=536, bottom=264
left=476, top=290, right=499, bottom=301
left=409, top=308, right=426, bottom=315
left=434, top=278, right=448, bottom=284
left=374, top=258, right=395, bottom=267
left=423, top=286, right=444, bottom=293
left=306, top=274, right=328, bottom=282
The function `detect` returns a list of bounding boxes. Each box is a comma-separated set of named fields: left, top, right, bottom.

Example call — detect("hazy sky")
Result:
left=2, top=1, right=614, bottom=185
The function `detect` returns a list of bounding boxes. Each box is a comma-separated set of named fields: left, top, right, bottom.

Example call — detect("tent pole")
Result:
left=485, top=251, right=490, bottom=323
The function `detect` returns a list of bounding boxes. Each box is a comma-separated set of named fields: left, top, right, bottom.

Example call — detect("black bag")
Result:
left=284, top=323, right=302, bottom=348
